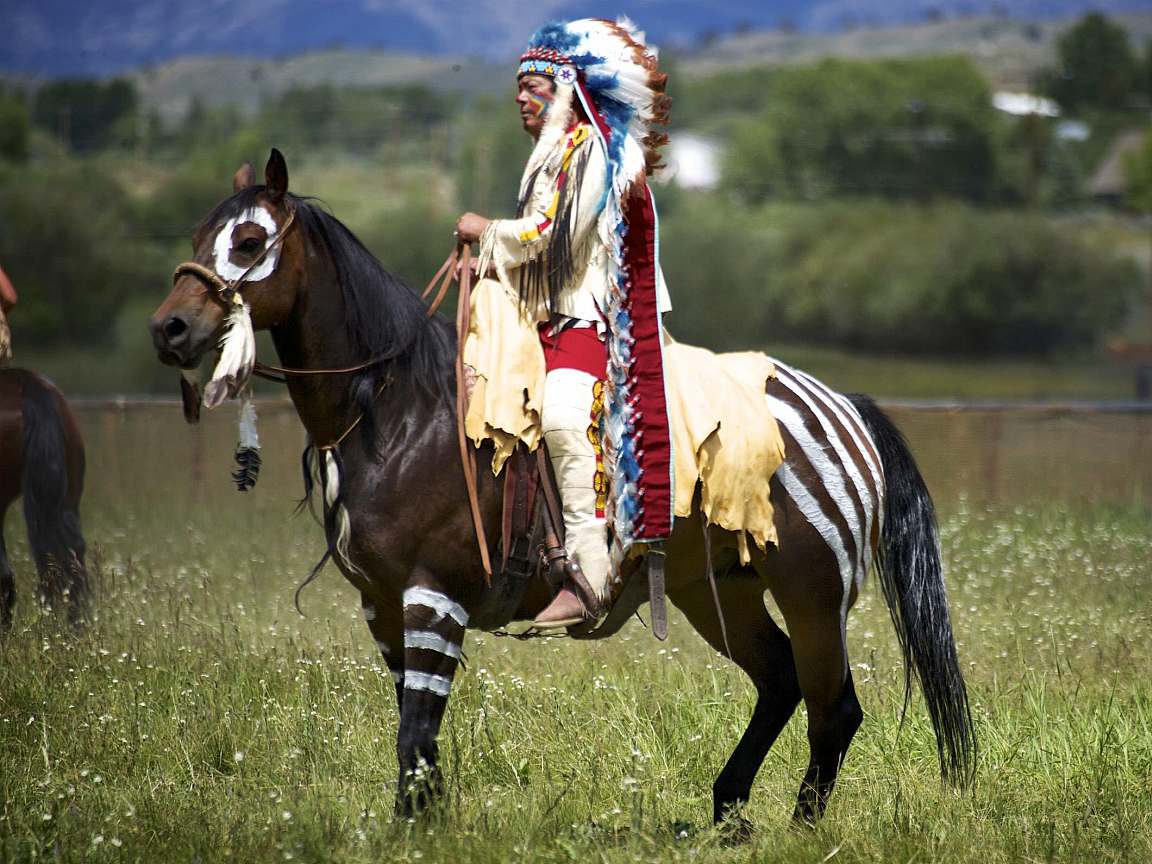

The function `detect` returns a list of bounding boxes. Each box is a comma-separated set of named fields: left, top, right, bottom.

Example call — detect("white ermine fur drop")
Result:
left=237, top=390, right=260, bottom=450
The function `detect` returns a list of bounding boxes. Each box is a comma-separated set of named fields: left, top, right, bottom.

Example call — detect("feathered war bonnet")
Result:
left=517, top=17, right=669, bottom=195
left=519, top=18, right=677, bottom=558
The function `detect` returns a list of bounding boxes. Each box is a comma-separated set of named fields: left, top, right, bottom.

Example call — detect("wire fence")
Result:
left=69, top=399, right=1152, bottom=516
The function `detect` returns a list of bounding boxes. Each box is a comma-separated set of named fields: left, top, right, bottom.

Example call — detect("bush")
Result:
left=658, top=194, right=1136, bottom=356
left=0, top=92, right=29, bottom=163
left=32, top=79, right=139, bottom=152
left=0, top=162, right=166, bottom=347
left=723, top=57, right=999, bottom=203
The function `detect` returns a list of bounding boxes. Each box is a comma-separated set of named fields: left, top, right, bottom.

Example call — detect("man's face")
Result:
left=515, top=74, right=556, bottom=138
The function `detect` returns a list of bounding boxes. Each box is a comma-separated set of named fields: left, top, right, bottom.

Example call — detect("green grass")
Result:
left=0, top=411, right=1149, bottom=862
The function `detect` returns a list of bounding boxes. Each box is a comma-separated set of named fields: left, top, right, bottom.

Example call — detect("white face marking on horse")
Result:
left=212, top=205, right=282, bottom=282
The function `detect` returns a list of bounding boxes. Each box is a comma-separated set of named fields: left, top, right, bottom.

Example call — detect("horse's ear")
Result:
left=264, top=148, right=288, bottom=202
left=232, top=162, right=255, bottom=193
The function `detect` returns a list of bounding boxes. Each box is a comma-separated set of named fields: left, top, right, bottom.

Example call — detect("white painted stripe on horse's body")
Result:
left=404, top=671, right=453, bottom=697
left=768, top=393, right=860, bottom=611
left=403, top=587, right=469, bottom=627
left=789, top=365, right=884, bottom=495
left=404, top=629, right=463, bottom=659
left=773, top=461, right=855, bottom=608
left=774, top=365, right=875, bottom=594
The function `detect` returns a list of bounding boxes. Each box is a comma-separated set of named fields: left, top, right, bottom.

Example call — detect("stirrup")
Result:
left=532, top=560, right=603, bottom=629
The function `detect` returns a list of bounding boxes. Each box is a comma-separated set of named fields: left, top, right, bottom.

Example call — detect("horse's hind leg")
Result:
left=0, top=508, right=14, bottom=628
left=668, top=572, right=801, bottom=828
left=777, top=592, right=862, bottom=824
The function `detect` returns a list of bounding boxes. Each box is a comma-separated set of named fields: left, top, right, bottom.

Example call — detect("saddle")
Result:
left=488, top=441, right=668, bottom=640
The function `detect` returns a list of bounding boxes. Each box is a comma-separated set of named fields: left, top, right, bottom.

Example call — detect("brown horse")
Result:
left=0, top=368, right=89, bottom=627
left=149, top=151, right=974, bottom=828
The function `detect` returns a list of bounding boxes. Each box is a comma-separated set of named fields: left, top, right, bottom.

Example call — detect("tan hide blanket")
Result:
left=462, top=277, right=785, bottom=562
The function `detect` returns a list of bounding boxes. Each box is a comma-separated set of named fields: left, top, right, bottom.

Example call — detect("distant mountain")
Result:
left=3, top=0, right=1151, bottom=77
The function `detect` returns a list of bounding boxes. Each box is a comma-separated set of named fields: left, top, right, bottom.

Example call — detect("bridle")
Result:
left=173, top=210, right=493, bottom=578
left=173, top=204, right=299, bottom=310
left=173, top=207, right=461, bottom=383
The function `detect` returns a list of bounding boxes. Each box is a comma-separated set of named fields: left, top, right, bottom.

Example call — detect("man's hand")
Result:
left=455, top=212, right=491, bottom=244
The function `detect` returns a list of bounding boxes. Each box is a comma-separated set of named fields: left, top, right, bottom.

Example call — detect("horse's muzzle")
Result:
left=149, top=312, right=209, bottom=369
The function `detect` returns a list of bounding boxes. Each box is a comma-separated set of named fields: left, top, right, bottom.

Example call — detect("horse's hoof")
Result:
left=717, top=814, right=754, bottom=845
left=790, top=805, right=821, bottom=829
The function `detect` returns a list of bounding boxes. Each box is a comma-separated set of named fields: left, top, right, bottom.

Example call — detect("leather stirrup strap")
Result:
left=453, top=243, right=493, bottom=581
left=500, top=450, right=518, bottom=572
left=702, top=512, right=733, bottom=659
left=535, top=447, right=566, bottom=545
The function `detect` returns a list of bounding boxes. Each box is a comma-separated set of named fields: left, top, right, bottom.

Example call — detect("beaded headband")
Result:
left=518, top=47, right=578, bottom=85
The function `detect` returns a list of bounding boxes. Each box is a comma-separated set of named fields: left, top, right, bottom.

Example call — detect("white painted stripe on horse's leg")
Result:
left=773, top=461, right=855, bottom=626
left=404, top=671, right=453, bottom=697
left=774, top=365, right=875, bottom=591
left=389, top=670, right=404, bottom=684
left=768, top=394, right=861, bottom=608
left=362, top=603, right=377, bottom=621
left=375, top=639, right=390, bottom=655
left=404, top=629, right=463, bottom=660
left=788, top=365, right=884, bottom=493
left=403, top=587, right=469, bottom=627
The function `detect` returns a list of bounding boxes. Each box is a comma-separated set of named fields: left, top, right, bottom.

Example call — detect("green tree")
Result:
left=724, top=57, right=998, bottom=202
left=455, top=95, right=530, bottom=215
left=0, top=92, right=29, bottom=162
left=260, top=84, right=453, bottom=159
left=1043, top=13, right=1139, bottom=112
left=0, top=162, right=165, bottom=345
left=1122, top=128, right=1152, bottom=212
left=32, top=78, right=139, bottom=152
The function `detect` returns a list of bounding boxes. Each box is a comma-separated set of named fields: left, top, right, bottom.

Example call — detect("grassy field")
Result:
left=0, top=411, right=1150, bottom=863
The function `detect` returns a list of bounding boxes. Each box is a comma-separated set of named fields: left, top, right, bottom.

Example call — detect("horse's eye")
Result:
left=237, top=237, right=263, bottom=254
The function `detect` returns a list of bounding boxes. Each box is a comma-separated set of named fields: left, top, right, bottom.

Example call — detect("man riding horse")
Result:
left=455, top=18, right=674, bottom=628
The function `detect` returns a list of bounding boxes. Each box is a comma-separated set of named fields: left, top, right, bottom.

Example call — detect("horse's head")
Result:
left=150, top=149, right=302, bottom=370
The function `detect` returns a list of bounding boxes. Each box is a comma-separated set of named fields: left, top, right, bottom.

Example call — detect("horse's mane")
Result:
left=199, top=187, right=455, bottom=448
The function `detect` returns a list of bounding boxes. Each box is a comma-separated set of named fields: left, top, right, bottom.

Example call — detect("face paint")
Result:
left=212, top=206, right=281, bottom=283
left=525, top=89, right=552, bottom=118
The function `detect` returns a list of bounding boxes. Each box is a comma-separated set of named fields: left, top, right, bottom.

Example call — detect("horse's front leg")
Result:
left=0, top=508, right=14, bottom=628
left=361, top=591, right=405, bottom=709
left=395, top=583, right=468, bottom=816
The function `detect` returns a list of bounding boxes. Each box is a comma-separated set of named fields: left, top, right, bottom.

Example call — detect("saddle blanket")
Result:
left=462, top=277, right=785, bottom=562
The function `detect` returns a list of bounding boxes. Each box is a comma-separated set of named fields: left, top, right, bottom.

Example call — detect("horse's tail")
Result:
left=848, top=394, right=975, bottom=786
left=21, top=373, right=89, bottom=613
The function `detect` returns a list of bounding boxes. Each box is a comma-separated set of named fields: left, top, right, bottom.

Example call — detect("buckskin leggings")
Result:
left=538, top=322, right=609, bottom=599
